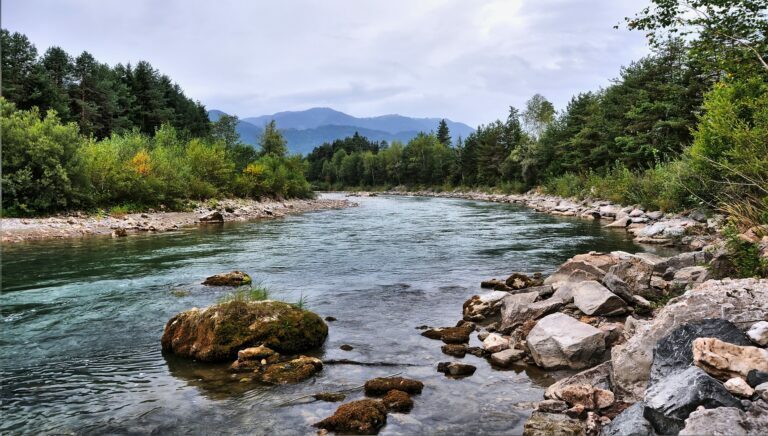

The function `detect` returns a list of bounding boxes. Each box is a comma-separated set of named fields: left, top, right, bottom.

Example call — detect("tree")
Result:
left=1, top=30, right=38, bottom=108
left=625, top=0, right=768, bottom=75
left=436, top=119, right=451, bottom=146
left=259, top=120, right=288, bottom=157
left=522, top=94, right=555, bottom=140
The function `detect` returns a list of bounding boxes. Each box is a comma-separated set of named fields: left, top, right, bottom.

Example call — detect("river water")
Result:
left=1, top=194, right=665, bottom=435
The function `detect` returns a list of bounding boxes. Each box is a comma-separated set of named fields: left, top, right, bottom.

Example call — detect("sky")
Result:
left=4, top=0, right=651, bottom=126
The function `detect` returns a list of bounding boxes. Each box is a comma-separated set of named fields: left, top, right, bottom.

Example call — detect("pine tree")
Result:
left=436, top=119, right=451, bottom=146
left=259, top=120, right=288, bottom=157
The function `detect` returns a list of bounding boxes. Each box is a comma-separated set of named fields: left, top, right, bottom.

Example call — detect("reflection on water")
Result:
left=1, top=194, right=666, bottom=434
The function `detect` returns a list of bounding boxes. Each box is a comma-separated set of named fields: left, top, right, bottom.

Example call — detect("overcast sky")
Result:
left=5, top=0, right=651, bottom=126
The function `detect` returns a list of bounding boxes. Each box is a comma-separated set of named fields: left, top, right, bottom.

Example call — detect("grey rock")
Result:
left=605, top=256, right=655, bottom=298
left=644, top=367, right=741, bottom=435
left=680, top=405, right=768, bottom=436
left=611, top=279, right=768, bottom=401
left=748, top=370, right=768, bottom=388
left=654, top=251, right=713, bottom=274
left=545, top=361, right=612, bottom=399
left=500, top=292, right=562, bottom=332
left=602, top=272, right=633, bottom=303
left=600, top=403, right=656, bottom=436
left=649, top=318, right=751, bottom=387
left=552, top=282, right=578, bottom=303
left=527, top=313, right=606, bottom=369
left=605, top=216, right=631, bottom=228
left=689, top=210, right=707, bottom=222
left=490, top=348, right=525, bottom=367
left=646, top=211, right=664, bottom=220
left=572, top=281, right=628, bottom=316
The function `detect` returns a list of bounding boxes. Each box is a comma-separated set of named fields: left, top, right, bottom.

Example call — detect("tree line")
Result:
left=1, top=29, right=312, bottom=215
left=307, top=0, right=767, bottom=226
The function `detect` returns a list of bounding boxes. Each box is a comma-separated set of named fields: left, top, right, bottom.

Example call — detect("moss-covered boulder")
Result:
left=161, top=300, right=328, bottom=362
left=261, top=356, right=323, bottom=384
left=202, top=271, right=251, bottom=286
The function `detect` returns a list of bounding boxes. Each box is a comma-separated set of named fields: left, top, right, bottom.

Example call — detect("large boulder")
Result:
left=604, top=256, right=658, bottom=298
left=500, top=293, right=563, bottom=332
left=527, top=313, right=606, bottom=369
left=648, top=319, right=751, bottom=386
left=680, top=404, right=768, bottom=436
left=161, top=300, right=328, bottom=362
left=643, top=367, right=741, bottom=435
left=692, top=337, right=768, bottom=381
left=544, top=252, right=623, bottom=285
left=572, top=281, right=628, bottom=316
left=611, top=279, right=768, bottom=401
left=314, top=399, right=387, bottom=435
left=600, top=402, right=656, bottom=436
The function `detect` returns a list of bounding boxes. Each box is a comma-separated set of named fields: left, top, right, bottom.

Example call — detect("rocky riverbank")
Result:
left=429, top=249, right=768, bottom=434
left=0, top=197, right=353, bottom=243
left=377, top=190, right=766, bottom=251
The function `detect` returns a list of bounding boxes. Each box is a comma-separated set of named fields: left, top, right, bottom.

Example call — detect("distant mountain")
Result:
left=242, top=107, right=475, bottom=138
left=208, top=107, right=475, bottom=155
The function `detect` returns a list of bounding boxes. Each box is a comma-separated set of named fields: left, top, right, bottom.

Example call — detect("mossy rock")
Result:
left=161, top=300, right=328, bottom=362
left=202, top=271, right=252, bottom=286
left=261, top=356, right=323, bottom=384
left=314, top=399, right=387, bottom=435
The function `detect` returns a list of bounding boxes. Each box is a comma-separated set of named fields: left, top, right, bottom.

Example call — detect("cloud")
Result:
left=4, top=0, right=650, bottom=126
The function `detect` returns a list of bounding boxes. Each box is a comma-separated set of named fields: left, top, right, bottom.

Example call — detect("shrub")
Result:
left=722, top=221, right=768, bottom=278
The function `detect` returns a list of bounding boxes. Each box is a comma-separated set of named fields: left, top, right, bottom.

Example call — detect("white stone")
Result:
left=747, top=321, right=768, bottom=346
left=526, top=313, right=606, bottom=369
left=724, top=377, right=754, bottom=397
left=482, top=333, right=510, bottom=353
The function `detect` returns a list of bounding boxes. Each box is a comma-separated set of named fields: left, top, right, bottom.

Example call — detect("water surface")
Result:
left=1, top=194, right=662, bottom=434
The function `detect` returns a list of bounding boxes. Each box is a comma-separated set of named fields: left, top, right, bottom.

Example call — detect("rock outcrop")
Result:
left=161, top=300, right=328, bottom=361
left=527, top=313, right=606, bottom=369
left=611, top=279, right=768, bottom=401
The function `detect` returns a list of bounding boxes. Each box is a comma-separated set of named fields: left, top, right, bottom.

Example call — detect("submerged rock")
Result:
left=313, top=392, right=346, bottom=402
left=201, top=270, right=252, bottom=286
left=692, top=337, right=768, bottom=381
left=382, top=389, right=414, bottom=412
left=527, top=313, right=606, bottom=369
left=364, top=377, right=424, bottom=396
left=437, top=362, right=476, bottom=377
left=160, top=300, right=328, bottom=362
left=644, top=367, right=740, bottom=435
left=261, top=355, right=323, bottom=384
left=314, top=399, right=387, bottom=435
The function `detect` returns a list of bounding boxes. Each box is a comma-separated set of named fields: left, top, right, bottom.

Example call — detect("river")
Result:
left=1, top=194, right=667, bottom=435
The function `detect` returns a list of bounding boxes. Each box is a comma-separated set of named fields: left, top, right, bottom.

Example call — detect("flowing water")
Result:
left=1, top=194, right=669, bottom=435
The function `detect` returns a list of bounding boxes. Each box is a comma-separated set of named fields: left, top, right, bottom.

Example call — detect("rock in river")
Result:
left=201, top=270, right=252, bottom=286
left=161, top=300, right=328, bottom=361
left=437, top=362, right=476, bottom=377
left=527, top=313, right=606, bottom=369
left=314, top=399, right=388, bottom=435
left=382, top=389, right=414, bottom=412
left=364, top=377, right=424, bottom=396
left=261, top=355, right=323, bottom=384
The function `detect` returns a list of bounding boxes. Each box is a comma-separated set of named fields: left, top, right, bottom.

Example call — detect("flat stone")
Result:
left=490, top=348, right=525, bottom=367
left=693, top=337, right=768, bottom=381
left=526, top=313, right=606, bottom=369
left=644, top=367, right=740, bottom=435
left=572, top=281, right=628, bottom=316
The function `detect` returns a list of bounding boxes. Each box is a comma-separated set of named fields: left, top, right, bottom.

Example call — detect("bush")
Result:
left=722, top=221, right=768, bottom=278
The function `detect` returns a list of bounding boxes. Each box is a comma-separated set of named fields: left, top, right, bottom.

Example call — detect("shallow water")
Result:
left=1, top=194, right=668, bottom=435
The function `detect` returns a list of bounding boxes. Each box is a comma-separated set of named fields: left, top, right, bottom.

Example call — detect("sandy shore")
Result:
left=1, top=197, right=353, bottom=243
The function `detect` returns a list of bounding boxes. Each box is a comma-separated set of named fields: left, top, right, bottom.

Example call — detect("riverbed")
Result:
left=0, top=194, right=669, bottom=434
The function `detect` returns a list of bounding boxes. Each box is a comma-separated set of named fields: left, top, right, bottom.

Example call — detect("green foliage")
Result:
left=217, top=285, right=271, bottom=304
left=722, top=221, right=768, bottom=278
left=259, top=120, right=288, bottom=157
left=1, top=99, right=86, bottom=214
left=1, top=29, right=211, bottom=139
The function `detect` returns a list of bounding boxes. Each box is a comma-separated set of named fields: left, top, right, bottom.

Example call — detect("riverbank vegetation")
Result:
left=1, top=30, right=311, bottom=216
left=306, top=0, right=767, bottom=228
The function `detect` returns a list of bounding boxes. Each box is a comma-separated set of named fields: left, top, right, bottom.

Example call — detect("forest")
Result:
left=306, top=1, right=768, bottom=227
left=2, top=0, right=766, bottom=227
left=1, top=29, right=311, bottom=215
